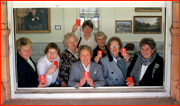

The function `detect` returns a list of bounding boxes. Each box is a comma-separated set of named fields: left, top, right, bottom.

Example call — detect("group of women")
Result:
left=17, top=20, right=164, bottom=88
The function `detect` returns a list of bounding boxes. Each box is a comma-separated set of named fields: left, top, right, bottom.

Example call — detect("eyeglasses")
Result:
left=110, top=45, right=119, bottom=48
left=83, top=27, right=92, bottom=29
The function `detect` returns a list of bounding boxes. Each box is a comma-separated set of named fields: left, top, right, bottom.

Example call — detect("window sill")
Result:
left=16, top=86, right=165, bottom=94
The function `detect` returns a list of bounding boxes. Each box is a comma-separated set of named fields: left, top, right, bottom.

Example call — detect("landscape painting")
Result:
left=133, top=16, right=162, bottom=34
left=115, top=20, right=132, bottom=33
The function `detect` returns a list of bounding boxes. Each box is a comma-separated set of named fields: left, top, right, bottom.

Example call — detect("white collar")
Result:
left=82, top=35, right=93, bottom=42
left=67, top=48, right=78, bottom=59
left=67, top=48, right=77, bottom=54
left=82, top=62, right=90, bottom=72
left=113, top=56, right=121, bottom=64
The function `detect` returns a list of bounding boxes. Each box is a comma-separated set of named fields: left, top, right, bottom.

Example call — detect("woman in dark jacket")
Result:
left=92, top=31, right=110, bottom=64
left=16, top=37, right=47, bottom=87
left=57, top=33, right=79, bottom=87
left=126, top=37, right=164, bottom=86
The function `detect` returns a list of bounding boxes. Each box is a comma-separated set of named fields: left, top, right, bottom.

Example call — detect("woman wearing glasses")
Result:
left=100, top=37, right=131, bottom=86
left=72, top=20, right=97, bottom=50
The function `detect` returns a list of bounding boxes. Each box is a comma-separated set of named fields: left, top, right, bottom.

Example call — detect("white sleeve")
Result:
left=37, top=62, right=52, bottom=87
left=32, top=18, right=34, bottom=21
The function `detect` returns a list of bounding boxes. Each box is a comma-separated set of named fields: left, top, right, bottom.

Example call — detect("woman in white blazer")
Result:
left=37, top=43, right=60, bottom=87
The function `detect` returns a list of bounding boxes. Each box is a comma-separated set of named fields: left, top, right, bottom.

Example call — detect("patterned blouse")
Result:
left=57, top=49, right=78, bottom=85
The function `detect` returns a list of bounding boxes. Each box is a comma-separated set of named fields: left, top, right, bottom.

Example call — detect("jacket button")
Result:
left=111, top=72, right=113, bottom=74
left=116, top=79, right=118, bottom=81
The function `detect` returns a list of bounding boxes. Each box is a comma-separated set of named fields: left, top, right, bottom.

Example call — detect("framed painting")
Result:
left=135, top=7, right=162, bottom=12
left=15, top=8, right=51, bottom=33
left=115, top=20, right=132, bottom=33
left=133, top=16, right=162, bottom=34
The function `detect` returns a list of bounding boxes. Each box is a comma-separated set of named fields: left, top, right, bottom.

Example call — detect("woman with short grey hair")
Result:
left=92, top=31, right=110, bottom=64
left=68, top=45, right=105, bottom=87
left=57, top=32, right=79, bottom=87
left=127, top=37, right=163, bottom=86
left=63, top=33, right=79, bottom=47
left=94, top=31, right=107, bottom=41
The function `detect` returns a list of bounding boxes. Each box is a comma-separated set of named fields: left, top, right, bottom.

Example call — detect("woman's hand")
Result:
left=126, top=79, right=139, bottom=87
left=61, top=81, right=68, bottom=87
left=94, top=56, right=100, bottom=63
left=123, top=54, right=131, bottom=63
left=77, top=78, right=86, bottom=87
left=46, top=65, right=57, bottom=75
left=134, top=82, right=139, bottom=86
left=38, top=81, right=47, bottom=88
left=72, top=24, right=78, bottom=33
left=87, top=78, right=95, bottom=87
left=126, top=81, right=134, bottom=87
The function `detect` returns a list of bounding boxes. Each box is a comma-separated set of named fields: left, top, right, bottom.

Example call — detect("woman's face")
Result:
left=141, top=44, right=155, bottom=59
left=79, top=49, right=92, bottom=66
left=96, top=35, right=106, bottom=48
left=46, top=48, right=58, bottom=62
left=18, top=45, right=32, bottom=61
left=82, top=25, right=93, bottom=37
left=66, top=36, right=77, bottom=51
left=109, top=40, right=120, bottom=57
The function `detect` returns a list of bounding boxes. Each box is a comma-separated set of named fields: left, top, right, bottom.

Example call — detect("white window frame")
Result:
left=8, top=1, right=172, bottom=99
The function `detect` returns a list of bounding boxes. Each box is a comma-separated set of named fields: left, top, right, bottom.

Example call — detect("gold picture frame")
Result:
left=135, top=7, right=162, bottom=12
left=133, top=16, right=162, bottom=34
left=15, top=8, right=51, bottom=33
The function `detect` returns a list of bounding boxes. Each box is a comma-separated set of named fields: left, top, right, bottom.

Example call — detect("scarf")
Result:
left=130, top=51, right=157, bottom=83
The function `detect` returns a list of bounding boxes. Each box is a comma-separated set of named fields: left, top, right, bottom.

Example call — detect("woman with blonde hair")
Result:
left=16, top=37, right=47, bottom=87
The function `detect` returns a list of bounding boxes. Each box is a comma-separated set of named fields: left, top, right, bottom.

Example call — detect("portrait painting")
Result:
left=133, top=16, right=162, bottom=34
left=15, top=8, right=51, bottom=33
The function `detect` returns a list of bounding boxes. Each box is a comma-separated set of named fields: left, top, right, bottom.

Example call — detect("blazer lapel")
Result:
left=89, top=61, right=95, bottom=78
left=78, top=61, right=85, bottom=72
left=107, top=52, right=122, bottom=74
left=109, top=61, right=122, bottom=73
left=19, top=53, right=36, bottom=72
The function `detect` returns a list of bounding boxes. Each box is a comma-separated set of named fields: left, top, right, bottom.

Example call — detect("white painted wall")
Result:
left=15, top=7, right=165, bottom=43
left=101, top=7, right=165, bottom=42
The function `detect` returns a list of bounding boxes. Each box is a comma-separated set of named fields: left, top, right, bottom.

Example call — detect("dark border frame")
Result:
left=135, top=7, right=162, bottom=12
